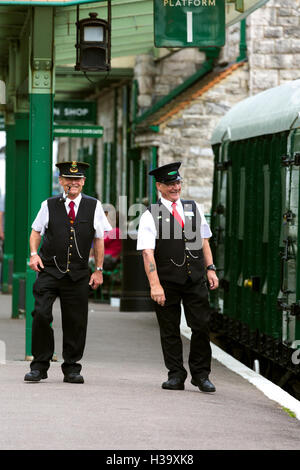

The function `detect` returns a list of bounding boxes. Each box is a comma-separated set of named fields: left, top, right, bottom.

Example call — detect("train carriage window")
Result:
left=238, top=167, right=245, bottom=240
left=263, top=164, right=270, bottom=243
left=227, top=161, right=233, bottom=237
left=216, top=143, right=229, bottom=263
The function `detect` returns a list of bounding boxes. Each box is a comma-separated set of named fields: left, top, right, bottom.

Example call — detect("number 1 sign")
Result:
left=154, top=0, right=226, bottom=48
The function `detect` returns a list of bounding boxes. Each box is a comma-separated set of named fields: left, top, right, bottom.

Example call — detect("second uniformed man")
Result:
left=24, top=161, right=111, bottom=384
left=137, top=162, right=218, bottom=393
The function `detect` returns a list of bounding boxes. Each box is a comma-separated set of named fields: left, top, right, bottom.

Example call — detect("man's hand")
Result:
left=89, top=270, right=103, bottom=290
left=29, top=254, right=44, bottom=272
left=151, top=284, right=166, bottom=306
left=207, top=270, right=219, bottom=290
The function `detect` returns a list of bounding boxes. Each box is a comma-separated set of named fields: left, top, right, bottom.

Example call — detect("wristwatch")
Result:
left=206, top=264, right=217, bottom=271
left=30, top=252, right=38, bottom=256
left=96, top=267, right=103, bottom=272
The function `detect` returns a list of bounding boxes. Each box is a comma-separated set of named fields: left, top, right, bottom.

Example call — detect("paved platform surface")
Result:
left=0, top=293, right=299, bottom=450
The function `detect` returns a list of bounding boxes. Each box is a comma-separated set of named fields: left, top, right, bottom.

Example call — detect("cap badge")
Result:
left=70, top=161, right=78, bottom=173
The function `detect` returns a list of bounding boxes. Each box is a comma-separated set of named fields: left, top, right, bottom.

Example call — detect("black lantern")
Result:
left=75, top=2, right=111, bottom=72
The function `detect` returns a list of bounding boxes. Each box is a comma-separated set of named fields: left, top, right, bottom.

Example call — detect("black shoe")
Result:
left=162, top=377, right=185, bottom=390
left=63, top=372, right=84, bottom=384
left=191, top=377, right=216, bottom=393
left=24, top=370, right=48, bottom=382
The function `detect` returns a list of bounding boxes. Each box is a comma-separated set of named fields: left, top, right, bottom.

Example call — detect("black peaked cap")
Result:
left=56, top=160, right=89, bottom=178
left=148, top=162, right=182, bottom=183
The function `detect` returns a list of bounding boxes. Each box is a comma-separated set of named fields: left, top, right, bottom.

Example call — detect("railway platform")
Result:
left=0, top=292, right=299, bottom=451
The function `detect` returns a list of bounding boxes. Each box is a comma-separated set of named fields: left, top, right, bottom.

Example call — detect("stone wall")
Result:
left=134, top=55, right=156, bottom=111
left=134, top=18, right=247, bottom=213
left=135, top=49, right=206, bottom=113
left=157, top=64, right=249, bottom=213
left=153, top=48, right=206, bottom=101
left=248, top=0, right=300, bottom=95
left=218, top=21, right=241, bottom=65
left=0, top=81, right=5, bottom=104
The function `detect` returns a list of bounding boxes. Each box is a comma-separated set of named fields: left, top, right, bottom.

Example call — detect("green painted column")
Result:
left=25, top=6, right=54, bottom=359
left=82, top=144, right=97, bottom=198
left=12, top=112, right=29, bottom=319
left=151, top=147, right=157, bottom=203
left=25, top=94, right=53, bottom=358
left=237, top=19, right=247, bottom=62
left=2, top=119, right=16, bottom=293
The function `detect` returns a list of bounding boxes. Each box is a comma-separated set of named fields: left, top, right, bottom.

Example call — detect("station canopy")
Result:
left=0, top=0, right=269, bottom=99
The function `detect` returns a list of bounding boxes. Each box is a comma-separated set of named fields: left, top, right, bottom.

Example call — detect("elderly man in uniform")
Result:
left=24, top=161, right=111, bottom=384
left=137, top=162, right=218, bottom=393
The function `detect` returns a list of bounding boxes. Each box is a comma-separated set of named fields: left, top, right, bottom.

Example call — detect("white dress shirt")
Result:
left=32, top=192, right=112, bottom=238
left=137, top=196, right=212, bottom=250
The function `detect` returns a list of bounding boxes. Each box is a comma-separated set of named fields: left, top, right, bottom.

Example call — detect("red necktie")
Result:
left=68, top=201, right=75, bottom=222
left=172, top=202, right=184, bottom=228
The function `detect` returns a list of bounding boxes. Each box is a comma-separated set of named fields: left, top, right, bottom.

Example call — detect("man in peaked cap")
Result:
left=24, top=160, right=111, bottom=384
left=137, top=161, right=218, bottom=393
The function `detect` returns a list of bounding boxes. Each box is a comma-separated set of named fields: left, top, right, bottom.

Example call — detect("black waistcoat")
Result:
left=39, top=194, right=97, bottom=281
left=148, top=199, right=205, bottom=285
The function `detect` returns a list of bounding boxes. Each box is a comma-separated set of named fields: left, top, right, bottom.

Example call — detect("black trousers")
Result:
left=155, top=276, right=212, bottom=381
left=30, top=271, right=89, bottom=375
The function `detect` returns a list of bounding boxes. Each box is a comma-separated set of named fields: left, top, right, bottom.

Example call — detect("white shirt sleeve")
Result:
left=0, top=190, right=4, bottom=213
left=137, top=210, right=157, bottom=250
left=31, top=200, right=49, bottom=236
left=94, top=200, right=112, bottom=238
left=196, top=203, right=212, bottom=239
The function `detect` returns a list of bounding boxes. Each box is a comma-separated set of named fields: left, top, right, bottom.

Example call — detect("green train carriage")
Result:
left=210, top=80, right=300, bottom=394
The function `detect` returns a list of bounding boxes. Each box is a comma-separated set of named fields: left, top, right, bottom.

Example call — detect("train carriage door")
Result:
left=278, top=129, right=300, bottom=348
left=211, top=140, right=231, bottom=315
left=239, top=136, right=266, bottom=347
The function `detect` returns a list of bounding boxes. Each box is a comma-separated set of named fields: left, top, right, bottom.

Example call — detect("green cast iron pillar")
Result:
left=11, top=111, right=30, bottom=319
left=2, top=40, right=18, bottom=295
left=151, top=147, right=157, bottom=203
left=237, top=19, right=247, bottom=62
left=2, top=115, right=16, bottom=293
left=5, top=38, right=31, bottom=318
left=25, top=6, right=54, bottom=359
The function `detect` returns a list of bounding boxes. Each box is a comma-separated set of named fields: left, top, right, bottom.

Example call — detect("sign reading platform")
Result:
left=154, top=0, right=226, bottom=48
